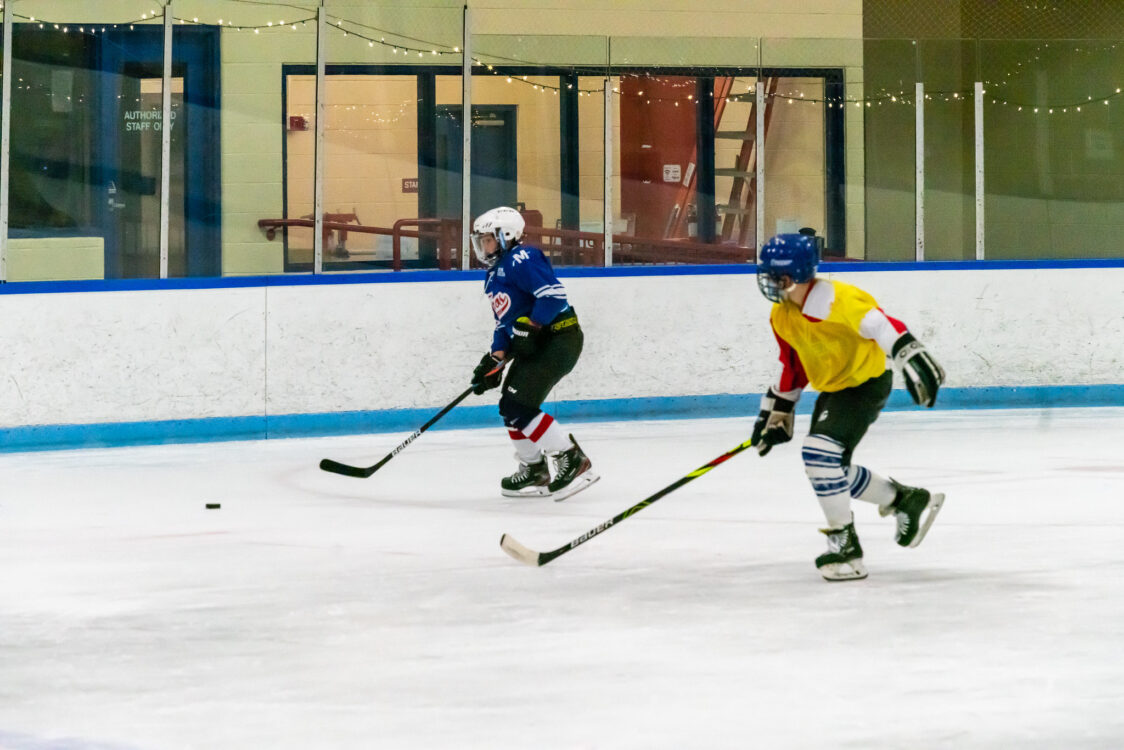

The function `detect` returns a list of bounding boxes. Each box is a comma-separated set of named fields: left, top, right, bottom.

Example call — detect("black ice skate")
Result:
left=815, top=519, right=868, bottom=581
left=546, top=435, right=600, bottom=502
left=500, top=456, right=551, bottom=497
left=881, top=479, right=945, bottom=548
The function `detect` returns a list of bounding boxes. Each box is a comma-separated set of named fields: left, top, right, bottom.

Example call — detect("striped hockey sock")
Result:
left=508, top=411, right=571, bottom=463
left=802, top=434, right=853, bottom=529
left=845, top=464, right=896, bottom=508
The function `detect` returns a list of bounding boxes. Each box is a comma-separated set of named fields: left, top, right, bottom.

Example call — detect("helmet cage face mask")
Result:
left=470, top=231, right=506, bottom=267
left=755, top=233, right=819, bottom=302
left=756, top=270, right=788, bottom=303
left=471, top=207, right=525, bottom=267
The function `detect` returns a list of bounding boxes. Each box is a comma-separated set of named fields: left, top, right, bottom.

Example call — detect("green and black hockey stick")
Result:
left=500, top=435, right=757, bottom=566
left=320, top=359, right=506, bottom=479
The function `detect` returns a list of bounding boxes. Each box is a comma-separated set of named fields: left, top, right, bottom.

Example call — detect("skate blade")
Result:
left=548, top=472, right=600, bottom=503
left=500, top=485, right=551, bottom=498
left=818, top=559, right=868, bottom=582
left=908, top=492, right=945, bottom=548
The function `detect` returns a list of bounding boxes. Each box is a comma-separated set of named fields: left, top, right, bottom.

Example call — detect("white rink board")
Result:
left=0, top=266, right=1121, bottom=429
left=0, top=287, right=267, bottom=427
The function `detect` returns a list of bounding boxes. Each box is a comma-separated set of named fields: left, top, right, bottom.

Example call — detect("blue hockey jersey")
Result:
left=484, top=244, right=571, bottom=354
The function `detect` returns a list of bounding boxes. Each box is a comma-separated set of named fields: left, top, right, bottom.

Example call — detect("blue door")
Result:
left=435, top=105, right=518, bottom=221
left=97, top=27, right=220, bottom=278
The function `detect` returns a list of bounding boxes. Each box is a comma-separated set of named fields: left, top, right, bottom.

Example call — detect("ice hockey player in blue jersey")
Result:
left=468, top=206, right=599, bottom=501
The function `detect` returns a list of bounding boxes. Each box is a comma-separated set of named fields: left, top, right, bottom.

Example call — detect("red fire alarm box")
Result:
left=288, top=115, right=309, bottom=131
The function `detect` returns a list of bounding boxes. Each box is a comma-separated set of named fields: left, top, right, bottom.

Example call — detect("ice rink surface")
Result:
left=2, top=407, right=1123, bottom=750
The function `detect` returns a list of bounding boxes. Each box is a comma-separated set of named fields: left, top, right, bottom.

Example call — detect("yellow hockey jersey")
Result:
left=769, top=278, right=905, bottom=394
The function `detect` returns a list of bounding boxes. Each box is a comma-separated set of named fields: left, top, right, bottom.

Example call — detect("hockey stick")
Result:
left=500, top=436, right=756, bottom=566
left=319, top=359, right=506, bottom=479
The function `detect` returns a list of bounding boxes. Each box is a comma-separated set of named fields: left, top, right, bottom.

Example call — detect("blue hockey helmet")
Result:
left=756, top=233, right=820, bottom=302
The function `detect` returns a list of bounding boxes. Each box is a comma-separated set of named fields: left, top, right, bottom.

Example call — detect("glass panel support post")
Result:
left=313, top=5, right=326, bottom=274
left=974, top=80, right=984, bottom=260
left=461, top=4, right=472, bottom=270
left=915, top=81, right=925, bottom=261
left=0, top=0, right=12, bottom=281
left=159, top=1, right=174, bottom=278
left=755, top=82, right=765, bottom=251
left=603, top=79, right=612, bottom=267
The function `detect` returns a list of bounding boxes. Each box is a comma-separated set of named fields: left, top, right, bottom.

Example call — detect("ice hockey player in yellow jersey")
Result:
left=751, top=231, right=946, bottom=581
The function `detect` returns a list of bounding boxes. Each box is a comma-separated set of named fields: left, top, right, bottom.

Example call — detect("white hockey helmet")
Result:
left=471, top=206, right=525, bottom=267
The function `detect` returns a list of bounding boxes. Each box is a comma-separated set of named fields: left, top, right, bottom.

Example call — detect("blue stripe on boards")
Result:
left=4, top=258, right=1124, bottom=296
left=1, top=384, right=1122, bottom=453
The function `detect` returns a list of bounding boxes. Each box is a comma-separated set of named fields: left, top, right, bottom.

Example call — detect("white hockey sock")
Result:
left=522, top=412, right=572, bottom=454
left=506, top=429, right=542, bottom=464
left=802, top=434, right=853, bottom=529
left=846, top=465, right=896, bottom=507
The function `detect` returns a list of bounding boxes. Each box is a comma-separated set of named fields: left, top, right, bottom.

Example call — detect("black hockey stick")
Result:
left=319, top=360, right=506, bottom=478
left=500, top=435, right=756, bottom=566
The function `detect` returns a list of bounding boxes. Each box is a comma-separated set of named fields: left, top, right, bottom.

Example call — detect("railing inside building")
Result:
left=257, top=216, right=756, bottom=271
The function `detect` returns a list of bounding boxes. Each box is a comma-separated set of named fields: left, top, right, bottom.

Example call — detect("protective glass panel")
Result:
left=861, top=38, right=919, bottom=261
left=0, top=12, right=5, bottom=279
left=609, top=36, right=762, bottom=265
left=761, top=37, right=857, bottom=260
left=5, top=12, right=182, bottom=280
left=757, top=76, right=829, bottom=252
left=211, top=2, right=315, bottom=275
left=577, top=74, right=606, bottom=261
left=470, top=34, right=608, bottom=267
left=981, top=38, right=1124, bottom=260
left=916, top=38, right=978, bottom=261
left=290, top=5, right=464, bottom=272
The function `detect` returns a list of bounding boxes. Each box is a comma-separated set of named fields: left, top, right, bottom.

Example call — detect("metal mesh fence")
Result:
left=865, top=0, right=1124, bottom=40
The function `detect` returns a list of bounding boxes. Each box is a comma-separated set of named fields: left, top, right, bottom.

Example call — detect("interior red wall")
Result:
left=619, top=76, right=698, bottom=239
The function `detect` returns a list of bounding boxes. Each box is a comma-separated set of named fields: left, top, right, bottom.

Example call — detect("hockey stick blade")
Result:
left=499, top=534, right=544, bottom=566
left=318, top=360, right=507, bottom=480
left=498, top=436, right=756, bottom=567
left=318, top=458, right=378, bottom=478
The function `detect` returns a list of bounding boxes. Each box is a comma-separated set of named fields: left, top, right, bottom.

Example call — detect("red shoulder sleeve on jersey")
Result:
left=879, top=308, right=908, bottom=334
left=774, top=329, right=809, bottom=392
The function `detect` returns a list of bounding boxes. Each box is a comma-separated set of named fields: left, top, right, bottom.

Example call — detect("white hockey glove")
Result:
left=751, top=389, right=796, bottom=456
left=892, top=332, right=945, bottom=408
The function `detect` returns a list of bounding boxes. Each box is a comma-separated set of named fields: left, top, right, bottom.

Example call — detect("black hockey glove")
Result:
left=510, top=316, right=545, bottom=359
left=892, top=331, right=945, bottom=408
left=751, top=389, right=796, bottom=456
left=471, top=353, right=504, bottom=395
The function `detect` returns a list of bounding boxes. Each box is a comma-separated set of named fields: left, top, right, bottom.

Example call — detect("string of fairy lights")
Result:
left=6, top=4, right=1124, bottom=112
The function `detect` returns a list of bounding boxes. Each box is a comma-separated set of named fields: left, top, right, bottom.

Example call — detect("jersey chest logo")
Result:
left=490, top=292, right=512, bottom=318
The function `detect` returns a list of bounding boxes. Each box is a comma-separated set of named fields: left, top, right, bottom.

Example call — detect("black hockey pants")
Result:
left=498, top=311, right=583, bottom=425
left=808, top=369, right=893, bottom=467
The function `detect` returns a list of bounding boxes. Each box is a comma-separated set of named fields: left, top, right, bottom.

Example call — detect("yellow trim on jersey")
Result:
left=770, top=279, right=887, bottom=393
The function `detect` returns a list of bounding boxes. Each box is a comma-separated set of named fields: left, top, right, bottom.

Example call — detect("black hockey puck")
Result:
left=205, top=503, right=221, bottom=509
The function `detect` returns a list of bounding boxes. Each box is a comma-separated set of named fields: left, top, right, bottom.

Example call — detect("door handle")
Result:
left=107, top=181, right=125, bottom=210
